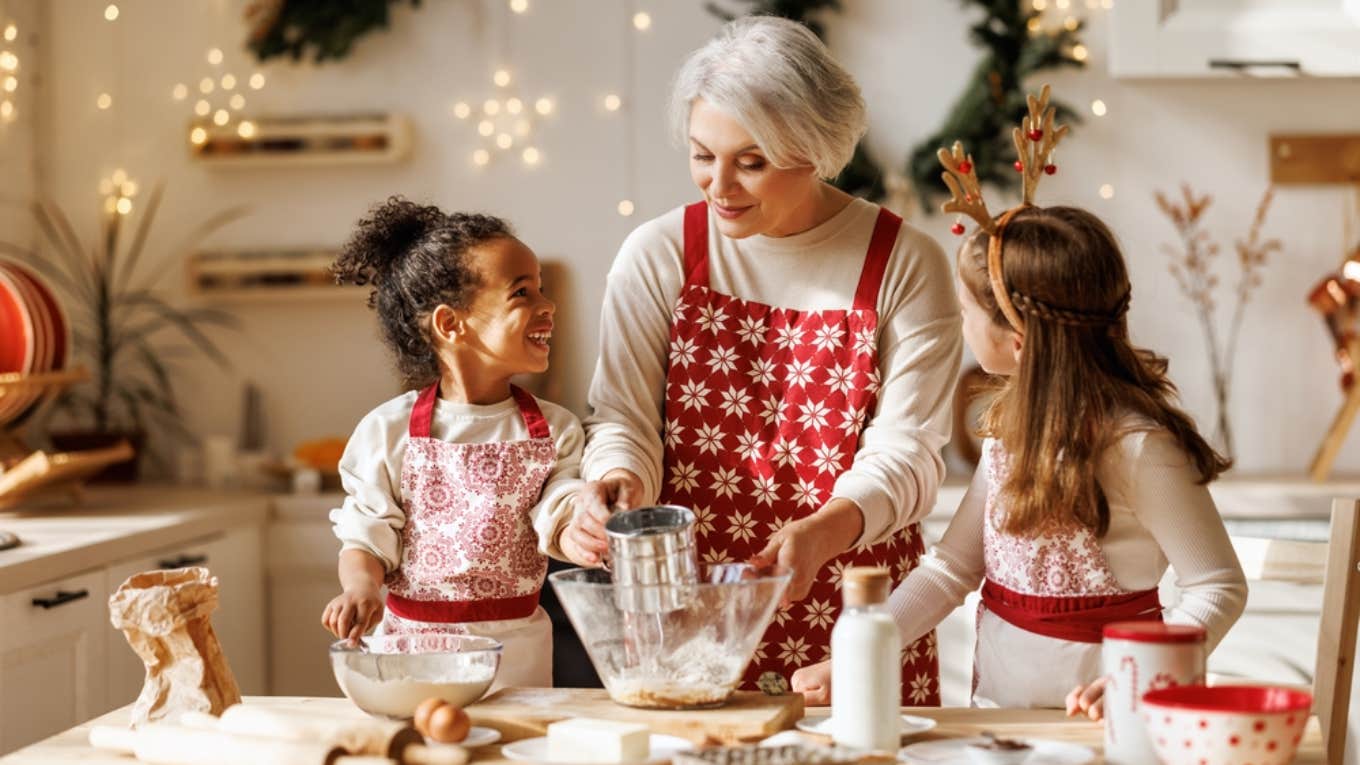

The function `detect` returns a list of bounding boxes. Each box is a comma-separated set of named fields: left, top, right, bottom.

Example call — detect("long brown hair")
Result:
left=959, top=206, right=1230, bottom=536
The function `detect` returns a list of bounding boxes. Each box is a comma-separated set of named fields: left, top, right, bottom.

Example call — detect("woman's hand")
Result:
left=563, top=469, right=644, bottom=566
left=791, top=659, right=833, bottom=706
left=321, top=585, right=384, bottom=644
left=750, top=498, right=863, bottom=605
left=1065, top=676, right=1108, bottom=721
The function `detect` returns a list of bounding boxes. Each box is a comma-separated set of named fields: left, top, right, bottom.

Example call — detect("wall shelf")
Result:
left=190, top=113, right=412, bottom=168
left=186, top=248, right=365, bottom=301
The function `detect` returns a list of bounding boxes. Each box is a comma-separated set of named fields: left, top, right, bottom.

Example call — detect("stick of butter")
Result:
left=546, top=718, right=651, bottom=763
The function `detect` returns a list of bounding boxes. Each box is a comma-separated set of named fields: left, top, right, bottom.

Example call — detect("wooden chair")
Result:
left=1230, top=498, right=1360, bottom=765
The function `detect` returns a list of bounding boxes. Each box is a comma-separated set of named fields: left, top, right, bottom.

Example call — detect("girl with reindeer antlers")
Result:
left=792, top=86, right=1246, bottom=715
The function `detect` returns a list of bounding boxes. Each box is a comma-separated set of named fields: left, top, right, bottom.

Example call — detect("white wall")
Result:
left=30, top=0, right=1360, bottom=475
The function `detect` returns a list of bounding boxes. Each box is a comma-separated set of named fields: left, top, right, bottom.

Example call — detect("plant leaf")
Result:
left=29, top=200, right=96, bottom=297
left=0, top=240, right=89, bottom=301
left=112, top=292, right=234, bottom=369
left=115, top=181, right=166, bottom=293
left=122, top=204, right=250, bottom=295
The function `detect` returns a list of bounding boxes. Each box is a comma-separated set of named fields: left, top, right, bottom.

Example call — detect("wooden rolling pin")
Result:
left=181, top=707, right=468, bottom=765
left=89, top=723, right=392, bottom=765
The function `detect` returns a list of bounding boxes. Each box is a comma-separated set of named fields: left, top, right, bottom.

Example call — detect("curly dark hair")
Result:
left=332, top=197, right=513, bottom=387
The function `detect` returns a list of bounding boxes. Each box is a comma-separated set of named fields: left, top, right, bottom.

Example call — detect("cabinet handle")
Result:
left=31, top=589, right=90, bottom=609
left=1208, top=59, right=1301, bottom=75
left=157, top=554, right=209, bottom=569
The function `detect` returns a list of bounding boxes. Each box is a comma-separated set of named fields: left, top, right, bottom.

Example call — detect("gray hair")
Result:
left=669, top=16, right=867, bottom=180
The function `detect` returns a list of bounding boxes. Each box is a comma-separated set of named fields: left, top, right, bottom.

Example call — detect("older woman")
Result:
left=563, top=16, right=961, bottom=704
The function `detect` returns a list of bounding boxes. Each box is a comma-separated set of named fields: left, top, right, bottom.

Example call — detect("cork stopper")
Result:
left=841, top=566, right=891, bottom=607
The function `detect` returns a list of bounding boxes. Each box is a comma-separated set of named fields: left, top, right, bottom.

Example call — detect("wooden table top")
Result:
left=0, top=695, right=1327, bottom=764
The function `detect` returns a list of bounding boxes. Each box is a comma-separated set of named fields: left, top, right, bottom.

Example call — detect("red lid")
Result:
left=1103, top=621, right=1206, bottom=644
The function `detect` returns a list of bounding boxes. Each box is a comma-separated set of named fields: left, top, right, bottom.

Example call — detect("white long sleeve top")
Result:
left=887, top=428, right=1248, bottom=707
left=329, top=389, right=585, bottom=571
left=581, top=198, right=964, bottom=545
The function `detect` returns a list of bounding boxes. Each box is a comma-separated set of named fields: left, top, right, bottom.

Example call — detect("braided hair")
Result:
left=331, top=197, right=513, bottom=388
left=957, top=206, right=1229, bottom=537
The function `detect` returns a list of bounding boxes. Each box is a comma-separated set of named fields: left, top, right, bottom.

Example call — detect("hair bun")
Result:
left=332, top=196, right=446, bottom=286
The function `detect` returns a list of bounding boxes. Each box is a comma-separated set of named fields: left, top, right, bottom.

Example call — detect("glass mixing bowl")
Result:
left=549, top=563, right=791, bottom=709
left=330, top=633, right=501, bottom=719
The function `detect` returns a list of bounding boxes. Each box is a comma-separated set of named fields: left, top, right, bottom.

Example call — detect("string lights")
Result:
left=452, top=2, right=552, bottom=168
left=175, top=46, right=266, bottom=146
left=0, top=6, right=19, bottom=126
left=1029, top=0, right=1113, bottom=200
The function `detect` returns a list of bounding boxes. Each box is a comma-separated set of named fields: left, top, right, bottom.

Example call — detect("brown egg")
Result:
left=413, top=697, right=447, bottom=737
left=427, top=703, right=470, bottom=743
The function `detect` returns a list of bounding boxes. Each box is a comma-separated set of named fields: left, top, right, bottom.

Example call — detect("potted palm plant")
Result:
left=0, top=179, right=246, bottom=480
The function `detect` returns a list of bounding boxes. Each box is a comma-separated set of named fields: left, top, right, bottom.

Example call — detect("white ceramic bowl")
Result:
left=330, top=633, right=501, bottom=719
left=1142, top=684, right=1312, bottom=765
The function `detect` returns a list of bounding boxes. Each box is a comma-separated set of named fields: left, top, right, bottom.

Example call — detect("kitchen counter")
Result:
left=0, top=486, right=270, bottom=595
left=0, top=695, right=1328, bottom=764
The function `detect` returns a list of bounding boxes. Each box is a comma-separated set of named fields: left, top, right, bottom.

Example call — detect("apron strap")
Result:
left=682, top=201, right=711, bottom=289
left=408, top=382, right=440, bottom=439
left=981, top=578, right=1163, bottom=644
left=510, top=384, right=551, bottom=440
left=412, top=383, right=549, bottom=440
left=852, top=207, right=903, bottom=312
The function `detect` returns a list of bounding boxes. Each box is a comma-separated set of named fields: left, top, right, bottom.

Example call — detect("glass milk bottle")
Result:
left=1102, top=621, right=1206, bottom=765
left=831, top=566, right=901, bottom=752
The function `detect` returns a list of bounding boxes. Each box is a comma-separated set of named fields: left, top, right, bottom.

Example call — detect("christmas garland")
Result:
left=706, top=0, right=1085, bottom=210
left=906, top=0, right=1085, bottom=211
left=244, top=0, right=421, bottom=64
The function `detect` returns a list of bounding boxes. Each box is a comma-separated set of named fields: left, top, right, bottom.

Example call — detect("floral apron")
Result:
left=379, top=383, right=557, bottom=689
left=973, top=439, right=1162, bottom=707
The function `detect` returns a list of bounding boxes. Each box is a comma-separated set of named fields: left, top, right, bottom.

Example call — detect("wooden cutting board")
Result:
left=467, top=688, right=803, bottom=745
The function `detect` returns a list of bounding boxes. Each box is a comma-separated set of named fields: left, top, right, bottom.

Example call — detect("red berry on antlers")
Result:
left=1013, top=160, right=1024, bottom=172
left=957, top=160, right=973, bottom=174
left=950, top=221, right=965, bottom=236
left=1044, top=164, right=1057, bottom=175
left=1028, top=129, right=1044, bottom=141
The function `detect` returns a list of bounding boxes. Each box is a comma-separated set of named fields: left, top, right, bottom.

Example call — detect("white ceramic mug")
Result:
left=1102, top=621, right=1206, bottom=765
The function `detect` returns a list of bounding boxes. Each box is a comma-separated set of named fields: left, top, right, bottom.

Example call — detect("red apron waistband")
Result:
left=980, top=578, right=1162, bottom=644
left=385, top=590, right=540, bottom=624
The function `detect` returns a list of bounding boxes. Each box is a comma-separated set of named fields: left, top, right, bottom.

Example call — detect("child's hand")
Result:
left=321, top=586, right=384, bottom=644
left=1065, top=676, right=1108, bottom=721
left=791, top=659, right=832, bottom=706
left=560, top=500, right=610, bottom=567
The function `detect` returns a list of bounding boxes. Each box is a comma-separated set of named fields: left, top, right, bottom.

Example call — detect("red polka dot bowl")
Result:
left=1141, top=684, right=1312, bottom=765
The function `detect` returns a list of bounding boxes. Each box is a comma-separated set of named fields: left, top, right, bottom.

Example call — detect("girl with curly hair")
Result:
left=321, top=197, right=582, bottom=689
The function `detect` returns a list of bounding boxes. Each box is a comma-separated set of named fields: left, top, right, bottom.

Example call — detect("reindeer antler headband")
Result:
left=938, top=85, right=1070, bottom=335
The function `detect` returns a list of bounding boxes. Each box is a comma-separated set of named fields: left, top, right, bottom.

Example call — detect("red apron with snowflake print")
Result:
left=657, top=201, right=939, bottom=705
left=379, top=383, right=557, bottom=688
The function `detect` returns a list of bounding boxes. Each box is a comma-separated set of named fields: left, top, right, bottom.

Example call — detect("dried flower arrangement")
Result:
left=1155, top=184, right=1280, bottom=461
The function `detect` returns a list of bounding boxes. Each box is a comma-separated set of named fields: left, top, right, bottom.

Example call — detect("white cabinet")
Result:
left=1110, top=0, right=1360, bottom=78
left=268, top=495, right=345, bottom=697
left=0, top=570, right=108, bottom=754
left=104, top=524, right=267, bottom=712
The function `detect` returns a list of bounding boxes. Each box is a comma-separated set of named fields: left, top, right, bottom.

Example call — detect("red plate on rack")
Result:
left=0, top=266, right=33, bottom=374
left=2, top=261, right=67, bottom=371
left=5, top=266, right=52, bottom=376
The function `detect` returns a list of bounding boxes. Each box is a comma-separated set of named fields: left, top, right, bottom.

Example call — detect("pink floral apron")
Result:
left=974, top=439, right=1161, bottom=705
left=658, top=201, right=939, bottom=705
left=379, top=383, right=557, bottom=688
